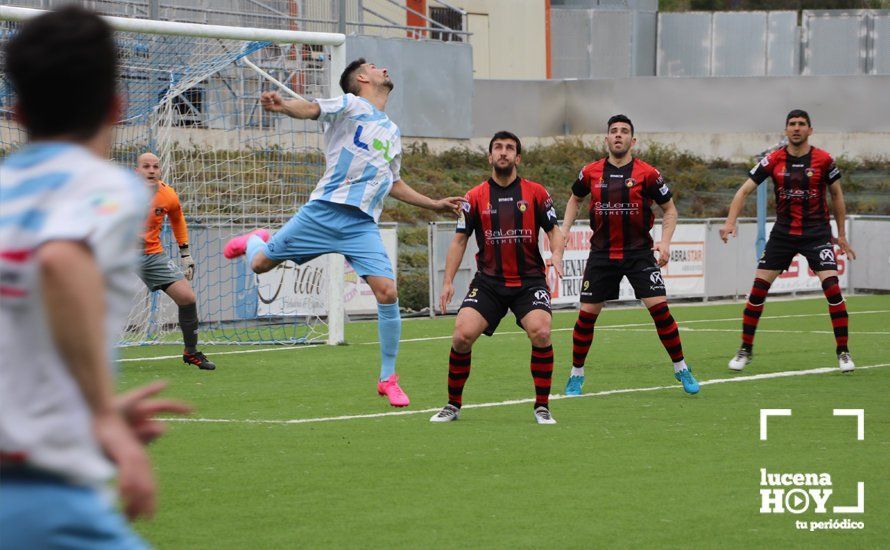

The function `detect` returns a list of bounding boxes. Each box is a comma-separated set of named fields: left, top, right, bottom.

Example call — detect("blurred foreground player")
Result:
left=431, top=131, right=566, bottom=424
left=135, top=152, right=215, bottom=370
left=0, top=7, right=191, bottom=548
left=560, top=115, right=699, bottom=396
left=720, top=110, right=856, bottom=372
left=224, top=58, right=464, bottom=407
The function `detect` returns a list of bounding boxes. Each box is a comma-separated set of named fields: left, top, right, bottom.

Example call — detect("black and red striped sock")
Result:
left=531, top=345, right=554, bottom=409
left=822, top=276, right=849, bottom=354
left=647, top=302, right=684, bottom=363
left=448, top=348, right=471, bottom=408
left=742, top=278, right=771, bottom=352
left=572, top=310, right=598, bottom=369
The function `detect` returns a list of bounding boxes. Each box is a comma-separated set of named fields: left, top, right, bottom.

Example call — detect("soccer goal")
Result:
left=0, top=6, right=346, bottom=346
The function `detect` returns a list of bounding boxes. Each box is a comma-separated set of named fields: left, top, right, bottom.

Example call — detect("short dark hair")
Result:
left=339, top=58, right=367, bottom=95
left=488, top=130, right=522, bottom=155
left=786, top=109, right=811, bottom=126
left=4, top=6, right=117, bottom=140
left=607, top=114, right=634, bottom=135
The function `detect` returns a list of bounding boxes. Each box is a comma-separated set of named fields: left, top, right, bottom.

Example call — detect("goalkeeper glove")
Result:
left=180, top=245, right=195, bottom=281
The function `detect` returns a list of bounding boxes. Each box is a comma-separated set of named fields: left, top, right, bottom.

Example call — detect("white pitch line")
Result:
left=120, top=309, right=890, bottom=362
left=164, top=363, right=890, bottom=426
left=118, top=343, right=320, bottom=362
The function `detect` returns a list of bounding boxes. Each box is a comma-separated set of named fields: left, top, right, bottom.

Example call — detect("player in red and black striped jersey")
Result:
left=431, top=131, right=566, bottom=425
left=560, top=115, right=699, bottom=396
left=720, top=109, right=857, bottom=372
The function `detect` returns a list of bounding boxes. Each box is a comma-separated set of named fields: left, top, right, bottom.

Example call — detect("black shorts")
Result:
left=580, top=255, right=666, bottom=303
left=759, top=230, right=837, bottom=272
left=459, top=274, right=551, bottom=336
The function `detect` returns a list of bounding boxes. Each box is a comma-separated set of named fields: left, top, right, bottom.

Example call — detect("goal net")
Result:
left=0, top=7, right=347, bottom=345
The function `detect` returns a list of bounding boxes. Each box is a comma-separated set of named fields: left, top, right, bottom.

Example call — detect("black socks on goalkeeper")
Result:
left=179, top=302, right=199, bottom=353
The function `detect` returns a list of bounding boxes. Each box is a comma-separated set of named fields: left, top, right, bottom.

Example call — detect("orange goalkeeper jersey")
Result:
left=142, top=181, right=188, bottom=254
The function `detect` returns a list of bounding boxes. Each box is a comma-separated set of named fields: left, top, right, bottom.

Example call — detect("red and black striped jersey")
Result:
left=457, top=177, right=557, bottom=287
left=749, top=146, right=841, bottom=237
left=572, top=158, right=672, bottom=261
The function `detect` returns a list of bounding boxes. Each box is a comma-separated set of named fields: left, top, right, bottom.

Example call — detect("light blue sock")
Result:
left=377, top=300, right=401, bottom=381
left=246, top=234, right=267, bottom=267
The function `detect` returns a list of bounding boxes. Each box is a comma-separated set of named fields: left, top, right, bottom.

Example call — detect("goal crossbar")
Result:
left=0, top=5, right=345, bottom=46
left=1, top=5, right=347, bottom=346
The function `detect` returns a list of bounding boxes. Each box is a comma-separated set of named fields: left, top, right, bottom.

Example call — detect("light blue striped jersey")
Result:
left=0, top=142, right=146, bottom=486
left=310, top=93, right=402, bottom=222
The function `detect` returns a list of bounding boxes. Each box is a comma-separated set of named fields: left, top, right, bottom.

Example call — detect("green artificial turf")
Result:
left=121, top=295, right=890, bottom=549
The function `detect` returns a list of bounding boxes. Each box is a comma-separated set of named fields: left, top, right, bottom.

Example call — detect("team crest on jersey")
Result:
left=517, top=200, right=528, bottom=213
left=625, top=178, right=636, bottom=188
left=154, top=207, right=166, bottom=216
left=88, top=193, right=119, bottom=216
left=806, top=169, right=815, bottom=178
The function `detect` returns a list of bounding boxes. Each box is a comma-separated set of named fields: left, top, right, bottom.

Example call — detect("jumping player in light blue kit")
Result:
left=224, top=58, right=464, bottom=407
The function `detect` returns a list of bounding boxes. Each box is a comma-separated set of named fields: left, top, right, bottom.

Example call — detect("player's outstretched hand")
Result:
left=652, top=241, right=670, bottom=267
left=439, top=282, right=455, bottom=315
left=115, top=380, right=193, bottom=445
left=435, top=196, right=467, bottom=216
left=93, top=412, right=156, bottom=520
left=836, top=236, right=857, bottom=260
left=719, top=222, right=737, bottom=243
left=260, top=91, right=284, bottom=113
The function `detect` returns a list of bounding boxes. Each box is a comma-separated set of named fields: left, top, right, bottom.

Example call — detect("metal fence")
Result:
left=554, top=8, right=890, bottom=78
left=657, top=9, right=889, bottom=78
left=801, top=10, right=890, bottom=76
left=551, top=7, right=656, bottom=78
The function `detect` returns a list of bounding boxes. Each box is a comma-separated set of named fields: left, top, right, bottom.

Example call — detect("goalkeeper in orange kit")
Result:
left=136, top=152, right=215, bottom=370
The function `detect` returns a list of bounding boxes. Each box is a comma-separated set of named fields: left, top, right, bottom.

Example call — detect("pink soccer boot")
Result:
left=223, top=228, right=270, bottom=259
left=377, top=374, right=410, bottom=407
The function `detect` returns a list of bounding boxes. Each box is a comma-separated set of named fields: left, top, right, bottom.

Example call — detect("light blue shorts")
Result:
left=0, top=470, right=147, bottom=549
left=264, top=200, right=395, bottom=280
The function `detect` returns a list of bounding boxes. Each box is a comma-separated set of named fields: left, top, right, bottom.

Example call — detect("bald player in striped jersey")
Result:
left=224, top=58, right=464, bottom=407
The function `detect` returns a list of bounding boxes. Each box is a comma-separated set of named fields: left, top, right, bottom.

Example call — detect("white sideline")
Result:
left=164, top=363, right=890, bottom=426
left=119, top=309, right=890, bottom=363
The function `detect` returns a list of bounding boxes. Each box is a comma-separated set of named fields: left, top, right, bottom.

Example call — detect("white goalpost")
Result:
left=0, top=5, right=346, bottom=345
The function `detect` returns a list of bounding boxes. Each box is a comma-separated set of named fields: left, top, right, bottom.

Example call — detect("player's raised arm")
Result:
left=828, top=180, right=856, bottom=259
left=260, top=91, right=321, bottom=120
left=389, top=179, right=465, bottom=215
left=439, top=232, right=470, bottom=314
left=720, top=178, right=758, bottom=242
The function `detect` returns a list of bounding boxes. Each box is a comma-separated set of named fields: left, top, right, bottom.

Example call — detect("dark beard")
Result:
left=610, top=148, right=628, bottom=159
left=382, top=79, right=394, bottom=92
left=494, top=164, right=514, bottom=177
